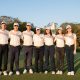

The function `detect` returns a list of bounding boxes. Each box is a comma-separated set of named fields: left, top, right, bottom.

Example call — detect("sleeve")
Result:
left=21, top=32, right=24, bottom=40
left=33, top=34, right=35, bottom=42
left=7, top=31, right=9, bottom=39
left=20, top=32, right=23, bottom=39
left=54, top=35, right=57, bottom=41
left=9, top=31, right=11, bottom=38
left=73, top=34, right=77, bottom=39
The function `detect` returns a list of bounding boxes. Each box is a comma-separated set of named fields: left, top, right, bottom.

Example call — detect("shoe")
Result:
left=51, top=71, right=55, bottom=74
left=9, top=71, right=13, bottom=76
left=29, top=69, right=33, bottom=74
left=16, top=71, right=20, bottom=75
left=67, top=72, right=71, bottom=75
left=56, top=70, right=60, bottom=74
left=44, top=71, right=48, bottom=74
left=59, top=71, right=63, bottom=75
left=23, top=69, right=27, bottom=74
left=0, top=71, right=2, bottom=75
left=3, top=71, right=8, bottom=76
left=71, top=71, right=74, bottom=75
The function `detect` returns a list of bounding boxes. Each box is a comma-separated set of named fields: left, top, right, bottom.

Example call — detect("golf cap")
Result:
left=1, top=21, right=6, bottom=24
left=26, top=22, right=32, bottom=26
left=66, top=25, right=72, bottom=29
left=57, top=27, right=63, bottom=30
left=36, top=27, right=40, bottom=30
left=13, top=23, right=19, bottom=27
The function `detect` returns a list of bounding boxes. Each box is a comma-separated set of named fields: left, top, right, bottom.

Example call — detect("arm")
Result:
left=74, top=34, right=77, bottom=55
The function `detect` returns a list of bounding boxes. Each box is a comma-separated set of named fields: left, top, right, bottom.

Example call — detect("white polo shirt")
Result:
left=0, top=29, right=9, bottom=44
left=22, top=30, right=34, bottom=46
left=33, top=34, right=44, bottom=47
left=64, top=33, right=76, bottom=46
left=44, top=34, right=54, bottom=46
left=9, top=30, right=22, bottom=46
left=55, top=34, right=65, bottom=47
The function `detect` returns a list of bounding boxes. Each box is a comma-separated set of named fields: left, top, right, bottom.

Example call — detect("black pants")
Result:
left=0, top=44, right=8, bottom=71
left=44, top=45, right=56, bottom=71
left=34, top=46, right=44, bottom=72
left=9, top=45, right=21, bottom=71
left=56, top=47, right=64, bottom=71
left=65, top=45, right=74, bottom=72
left=22, top=46, right=33, bottom=70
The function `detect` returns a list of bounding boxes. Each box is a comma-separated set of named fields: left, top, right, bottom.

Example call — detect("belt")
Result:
left=65, top=44, right=74, bottom=47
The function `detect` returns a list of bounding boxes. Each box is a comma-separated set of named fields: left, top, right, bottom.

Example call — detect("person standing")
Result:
left=65, top=25, right=77, bottom=75
left=22, top=22, right=34, bottom=74
left=44, top=27, right=56, bottom=74
left=9, top=23, right=22, bottom=76
left=33, top=28, right=44, bottom=73
left=54, top=27, right=65, bottom=75
left=0, top=21, right=9, bottom=75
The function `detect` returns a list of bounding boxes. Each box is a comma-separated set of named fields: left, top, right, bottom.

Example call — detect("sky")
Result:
left=0, top=0, right=80, bottom=27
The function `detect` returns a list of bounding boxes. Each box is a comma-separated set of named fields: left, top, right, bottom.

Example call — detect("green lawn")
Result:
left=0, top=50, right=80, bottom=80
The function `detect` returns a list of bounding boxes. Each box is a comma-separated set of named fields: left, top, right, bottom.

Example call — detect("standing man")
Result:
left=33, top=28, right=44, bottom=73
left=0, top=21, right=9, bottom=75
left=9, top=23, right=22, bottom=76
left=22, top=22, right=34, bottom=74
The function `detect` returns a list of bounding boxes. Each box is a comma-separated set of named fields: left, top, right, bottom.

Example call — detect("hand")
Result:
left=74, top=49, right=76, bottom=55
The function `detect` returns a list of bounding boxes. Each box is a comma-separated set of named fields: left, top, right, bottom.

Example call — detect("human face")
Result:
left=58, top=29, right=62, bottom=34
left=67, top=28, right=72, bottom=33
left=46, top=29, right=50, bottom=34
left=36, top=29, right=40, bottom=34
left=13, top=25, right=18, bottom=31
left=26, top=25, right=31, bottom=31
left=1, top=24, right=7, bottom=30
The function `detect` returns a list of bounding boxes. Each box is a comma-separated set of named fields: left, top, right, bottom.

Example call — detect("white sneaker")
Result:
left=67, top=72, right=71, bottom=75
left=29, top=69, right=33, bottom=74
left=51, top=71, right=55, bottom=74
left=71, top=71, right=74, bottom=75
left=0, top=71, right=2, bottom=75
left=56, top=70, right=60, bottom=74
left=9, top=71, right=13, bottom=76
left=59, top=71, right=63, bottom=75
left=44, top=71, right=48, bottom=74
left=3, top=71, right=8, bottom=76
left=23, top=69, right=27, bottom=74
left=16, top=71, right=20, bottom=75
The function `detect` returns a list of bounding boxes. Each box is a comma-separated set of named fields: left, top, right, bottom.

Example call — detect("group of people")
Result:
left=0, top=21, right=76, bottom=76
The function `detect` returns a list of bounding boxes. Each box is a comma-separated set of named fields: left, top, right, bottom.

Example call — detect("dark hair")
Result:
left=56, top=29, right=64, bottom=35
left=44, top=29, right=52, bottom=35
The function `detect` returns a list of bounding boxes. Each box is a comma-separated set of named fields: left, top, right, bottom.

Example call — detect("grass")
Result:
left=0, top=49, right=80, bottom=80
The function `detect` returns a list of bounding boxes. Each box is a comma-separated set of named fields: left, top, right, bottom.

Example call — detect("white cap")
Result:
left=45, top=27, right=51, bottom=30
left=13, top=23, right=19, bottom=26
left=66, top=25, right=72, bottom=29
left=57, top=27, right=63, bottom=30
left=26, top=22, right=32, bottom=26
left=1, top=21, right=6, bottom=24
left=36, top=27, right=40, bottom=30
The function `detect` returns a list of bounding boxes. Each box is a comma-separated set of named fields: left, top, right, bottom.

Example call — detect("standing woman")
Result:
left=44, top=27, right=56, bottom=74
left=22, top=23, right=34, bottom=74
left=54, top=27, right=65, bottom=75
left=33, top=28, right=44, bottom=73
left=9, top=23, right=22, bottom=76
left=65, top=25, right=77, bottom=75
left=0, top=21, right=9, bottom=75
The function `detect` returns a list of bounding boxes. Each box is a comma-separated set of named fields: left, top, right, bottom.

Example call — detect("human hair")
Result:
left=56, top=29, right=64, bottom=35
left=44, top=29, right=52, bottom=35
left=65, top=28, right=74, bottom=34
